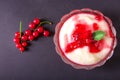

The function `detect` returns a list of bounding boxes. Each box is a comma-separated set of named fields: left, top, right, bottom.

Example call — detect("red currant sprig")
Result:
left=13, top=18, right=52, bottom=53
left=13, top=21, right=27, bottom=53
left=34, top=20, right=52, bottom=37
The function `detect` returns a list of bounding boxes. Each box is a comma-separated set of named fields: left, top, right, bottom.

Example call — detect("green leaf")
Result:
left=19, top=21, right=22, bottom=38
left=93, top=30, right=105, bottom=41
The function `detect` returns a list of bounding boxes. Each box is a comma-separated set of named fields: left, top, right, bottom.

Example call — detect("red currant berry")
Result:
left=21, top=35, right=28, bottom=41
left=15, top=32, right=20, bottom=38
left=28, top=35, right=34, bottom=41
left=93, top=23, right=99, bottom=30
left=43, top=30, right=50, bottom=37
left=33, top=31, right=39, bottom=38
left=19, top=47, right=25, bottom=52
left=29, top=23, right=36, bottom=29
left=25, top=30, right=32, bottom=36
left=13, top=38, right=20, bottom=43
left=16, top=43, right=22, bottom=48
left=37, top=26, right=44, bottom=33
left=85, top=39, right=92, bottom=44
left=33, top=18, right=40, bottom=25
left=22, top=42, right=27, bottom=47
left=95, top=15, right=103, bottom=21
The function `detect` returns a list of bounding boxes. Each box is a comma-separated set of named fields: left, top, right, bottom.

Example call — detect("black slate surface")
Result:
left=0, top=0, right=120, bottom=80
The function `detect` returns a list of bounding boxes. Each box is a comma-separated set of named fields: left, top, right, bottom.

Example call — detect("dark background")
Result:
left=0, top=0, right=120, bottom=80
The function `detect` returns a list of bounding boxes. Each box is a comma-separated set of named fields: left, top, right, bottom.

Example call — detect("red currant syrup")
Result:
left=65, top=23, right=104, bottom=53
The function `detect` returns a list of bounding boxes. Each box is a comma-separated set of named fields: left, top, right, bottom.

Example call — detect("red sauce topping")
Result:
left=65, top=23, right=104, bottom=53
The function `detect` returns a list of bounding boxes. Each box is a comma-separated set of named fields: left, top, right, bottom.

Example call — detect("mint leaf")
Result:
left=19, top=21, right=22, bottom=38
left=93, top=30, right=105, bottom=41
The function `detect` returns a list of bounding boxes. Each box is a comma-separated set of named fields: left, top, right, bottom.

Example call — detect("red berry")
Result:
left=25, top=30, right=32, bottom=36
left=13, top=38, right=20, bottom=43
left=19, top=47, right=25, bottom=52
left=43, top=30, right=50, bottom=37
left=28, top=35, right=34, bottom=41
left=16, top=43, right=22, bottom=48
left=21, top=35, right=28, bottom=41
left=33, top=31, right=39, bottom=37
left=95, top=15, right=103, bottom=21
left=15, top=32, right=20, bottom=38
left=33, top=18, right=40, bottom=25
left=93, top=23, right=99, bottom=30
left=37, top=26, right=44, bottom=33
left=22, top=42, right=27, bottom=47
left=29, top=23, right=36, bottom=29
left=85, top=39, right=92, bottom=44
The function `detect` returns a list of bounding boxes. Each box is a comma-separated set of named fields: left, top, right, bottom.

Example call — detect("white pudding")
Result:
left=54, top=8, right=116, bottom=69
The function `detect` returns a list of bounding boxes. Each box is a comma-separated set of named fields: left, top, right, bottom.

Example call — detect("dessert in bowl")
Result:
left=54, top=8, right=117, bottom=69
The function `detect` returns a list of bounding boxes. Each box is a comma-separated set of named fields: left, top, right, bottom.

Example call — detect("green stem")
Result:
left=19, top=21, right=23, bottom=44
left=34, top=21, right=52, bottom=31
left=40, top=21, right=52, bottom=25
left=20, top=21, right=22, bottom=38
